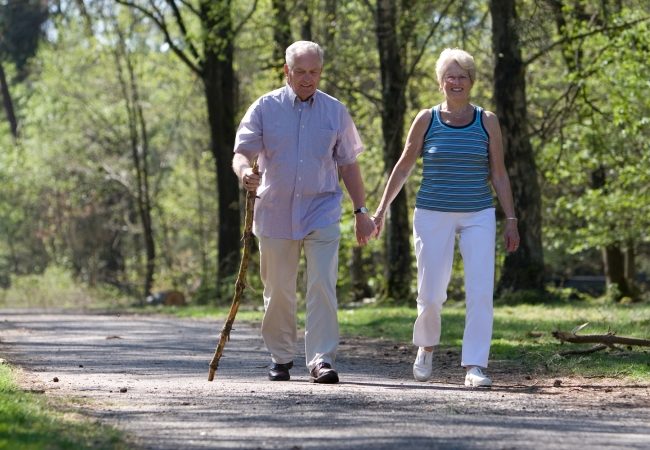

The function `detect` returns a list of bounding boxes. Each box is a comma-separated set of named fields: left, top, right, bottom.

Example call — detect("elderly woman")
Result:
left=372, top=48, right=519, bottom=387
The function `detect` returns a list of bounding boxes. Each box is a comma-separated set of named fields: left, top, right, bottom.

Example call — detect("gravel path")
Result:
left=1, top=309, right=649, bottom=449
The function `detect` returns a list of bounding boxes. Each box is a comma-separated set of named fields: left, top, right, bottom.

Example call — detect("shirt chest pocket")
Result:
left=310, top=129, right=337, bottom=160
left=262, top=127, right=295, bottom=163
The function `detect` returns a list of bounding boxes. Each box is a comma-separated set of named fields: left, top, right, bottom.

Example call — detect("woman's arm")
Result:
left=373, top=109, right=432, bottom=236
left=483, top=110, right=520, bottom=253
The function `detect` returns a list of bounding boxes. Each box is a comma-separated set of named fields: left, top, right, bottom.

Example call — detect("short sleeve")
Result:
left=333, top=106, right=364, bottom=166
left=234, top=99, right=264, bottom=159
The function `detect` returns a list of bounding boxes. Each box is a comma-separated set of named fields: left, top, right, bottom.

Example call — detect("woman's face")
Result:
left=440, top=61, right=473, bottom=101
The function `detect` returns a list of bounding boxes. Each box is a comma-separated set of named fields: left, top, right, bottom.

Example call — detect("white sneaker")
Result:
left=465, top=366, right=492, bottom=387
left=413, top=347, right=433, bottom=381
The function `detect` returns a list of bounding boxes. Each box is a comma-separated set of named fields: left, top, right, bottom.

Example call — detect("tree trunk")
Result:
left=321, top=0, right=338, bottom=95
left=602, top=244, right=632, bottom=299
left=0, top=61, right=19, bottom=140
left=200, top=1, right=240, bottom=297
left=193, top=152, right=209, bottom=281
left=490, top=0, right=545, bottom=292
left=375, top=0, right=412, bottom=302
left=624, top=240, right=635, bottom=283
left=114, top=23, right=156, bottom=297
left=299, top=0, right=312, bottom=41
left=271, top=0, right=292, bottom=82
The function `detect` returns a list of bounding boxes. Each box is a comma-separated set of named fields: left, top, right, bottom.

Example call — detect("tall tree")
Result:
left=490, top=0, right=545, bottom=292
left=115, top=0, right=258, bottom=297
left=374, top=0, right=411, bottom=301
left=372, top=0, right=453, bottom=301
left=113, top=21, right=156, bottom=297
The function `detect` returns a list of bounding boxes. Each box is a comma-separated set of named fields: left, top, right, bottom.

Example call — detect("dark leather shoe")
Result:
left=310, top=362, right=339, bottom=384
left=268, top=361, right=293, bottom=381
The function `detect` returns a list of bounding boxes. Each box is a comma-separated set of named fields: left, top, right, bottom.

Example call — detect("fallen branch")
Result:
left=558, top=344, right=609, bottom=356
left=552, top=331, right=650, bottom=347
left=208, top=161, right=258, bottom=382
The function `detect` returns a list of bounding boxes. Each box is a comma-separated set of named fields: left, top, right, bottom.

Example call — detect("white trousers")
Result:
left=258, top=223, right=340, bottom=370
left=412, top=207, right=496, bottom=368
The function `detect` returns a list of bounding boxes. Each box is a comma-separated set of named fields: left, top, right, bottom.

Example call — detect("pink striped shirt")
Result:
left=234, top=86, right=364, bottom=239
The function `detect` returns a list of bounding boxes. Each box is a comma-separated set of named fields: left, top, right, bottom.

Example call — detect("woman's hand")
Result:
left=504, top=219, right=520, bottom=253
left=371, top=210, right=386, bottom=238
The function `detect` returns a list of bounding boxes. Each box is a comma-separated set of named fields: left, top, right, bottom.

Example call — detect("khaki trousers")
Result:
left=258, top=223, right=340, bottom=370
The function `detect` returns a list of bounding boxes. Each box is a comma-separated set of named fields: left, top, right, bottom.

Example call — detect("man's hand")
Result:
left=354, top=213, right=376, bottom=246
left=241, top=167, right=260, bottom=192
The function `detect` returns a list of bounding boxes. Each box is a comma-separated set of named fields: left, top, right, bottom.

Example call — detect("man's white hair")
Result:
left=285, top=41, right=324, bottom=69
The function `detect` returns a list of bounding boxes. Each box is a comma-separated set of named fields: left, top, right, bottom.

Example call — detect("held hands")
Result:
left=355, top=213, right=376, bottom=246
left=371, top=209, right=386, bottom=238
left=241, top=167, right=260, bottom=192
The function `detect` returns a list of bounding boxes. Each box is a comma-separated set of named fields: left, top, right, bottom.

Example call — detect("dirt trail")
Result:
left=1, top=309, right=649, bottom=449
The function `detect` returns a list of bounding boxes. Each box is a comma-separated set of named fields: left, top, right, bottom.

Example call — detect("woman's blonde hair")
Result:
left=435, top=48, right=476, bottom=84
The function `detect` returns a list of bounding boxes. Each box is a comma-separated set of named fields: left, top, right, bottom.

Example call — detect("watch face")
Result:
left=355, top=207, right=369, bottom=214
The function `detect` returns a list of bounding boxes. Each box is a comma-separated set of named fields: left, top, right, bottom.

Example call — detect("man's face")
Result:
left=284, top=51, right=322, bottom=101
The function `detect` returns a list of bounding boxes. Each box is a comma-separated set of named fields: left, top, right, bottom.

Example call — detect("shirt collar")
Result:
left=284, top=84, right=317, bottom=107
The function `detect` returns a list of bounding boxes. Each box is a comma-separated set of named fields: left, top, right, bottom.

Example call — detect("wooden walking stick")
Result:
left=208, top=161, right=258, bottom=381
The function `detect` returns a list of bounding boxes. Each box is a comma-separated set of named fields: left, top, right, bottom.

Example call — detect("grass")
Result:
left=169, top=297, right=650, bottom=381
left=0, top=363, right=129, bottom=450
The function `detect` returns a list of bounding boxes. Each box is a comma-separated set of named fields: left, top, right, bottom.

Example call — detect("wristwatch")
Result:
left=354, top=206, right=369, bottom=215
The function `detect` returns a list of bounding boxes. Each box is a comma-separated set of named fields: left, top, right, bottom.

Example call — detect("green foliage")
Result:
left=0, top=0, right=649, bottom=306
left=537, top=6, right=650, bottom=256
left=0, top=363, right=128, bottom=450
left=0, top=266, right=133, bottom=310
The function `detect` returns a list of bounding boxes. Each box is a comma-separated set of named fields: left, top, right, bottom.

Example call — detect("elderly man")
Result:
left=232, top=41, right=375, bottom=384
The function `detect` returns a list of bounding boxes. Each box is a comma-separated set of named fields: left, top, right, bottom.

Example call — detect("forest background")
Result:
left=1, top=0, right=649, bottom=308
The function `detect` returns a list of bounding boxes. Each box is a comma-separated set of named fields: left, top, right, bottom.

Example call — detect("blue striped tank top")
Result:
left=415, top=105, right=494, bottom=212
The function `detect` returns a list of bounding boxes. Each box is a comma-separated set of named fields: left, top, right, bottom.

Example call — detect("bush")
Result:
left=0, top=266, right=133, bottom=309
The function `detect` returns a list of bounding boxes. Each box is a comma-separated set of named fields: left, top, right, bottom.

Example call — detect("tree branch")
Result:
left=115, top=0, right=202, bottom=76
left=163, top=0, right=201, bottom=62
left=405, top=0, right=455, bottom=84
left=177, top=0, right=200, bottom=16
left=524, top=16, right=650, bottom=66
left=233, top=0, right=258, bottom=36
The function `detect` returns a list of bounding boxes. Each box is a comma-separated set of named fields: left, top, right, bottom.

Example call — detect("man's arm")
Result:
left=233, top=100, right=263, bottom=192
left=339, top=161, right=375, bottom=246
